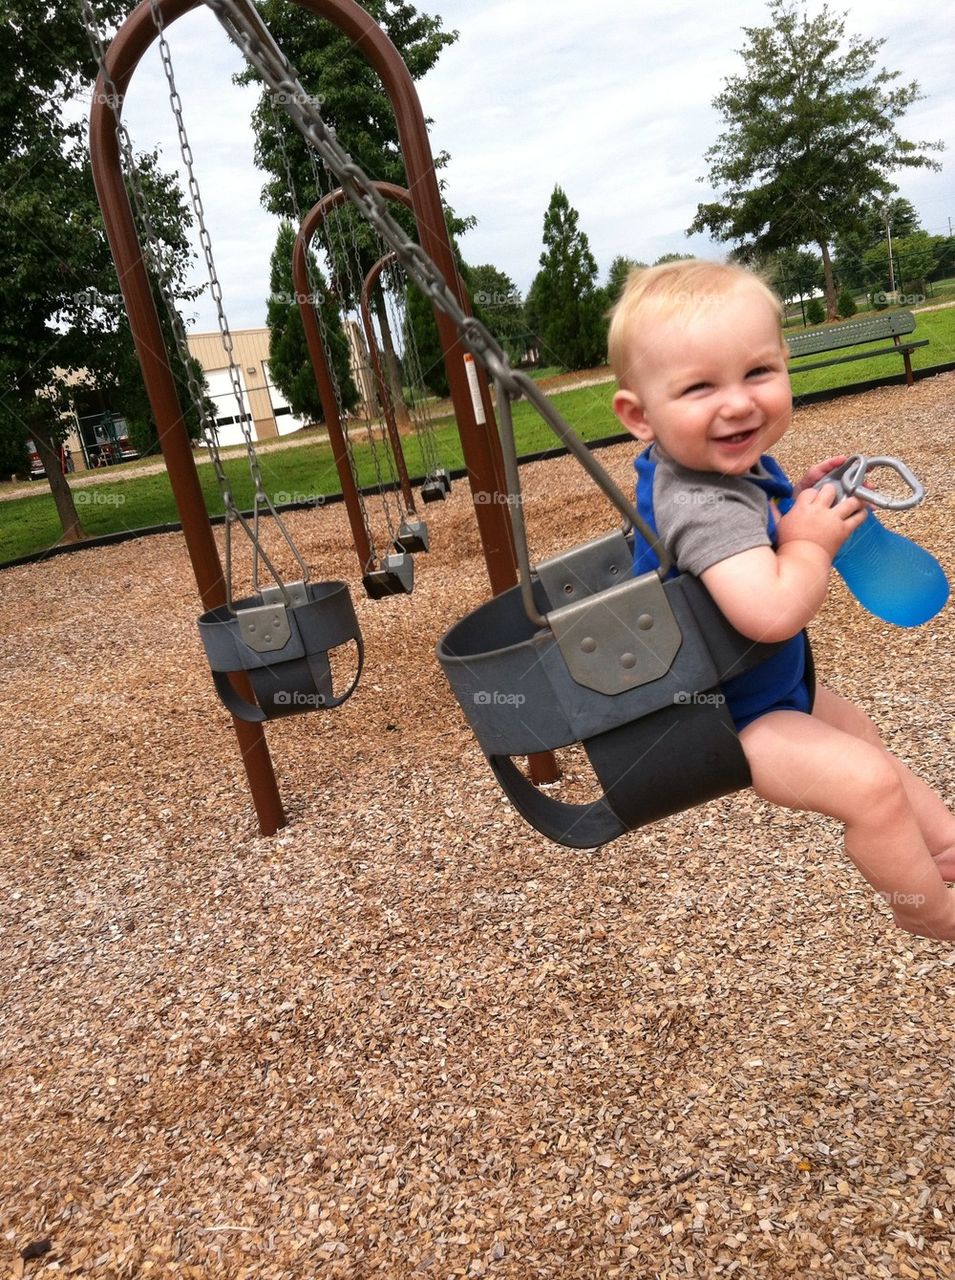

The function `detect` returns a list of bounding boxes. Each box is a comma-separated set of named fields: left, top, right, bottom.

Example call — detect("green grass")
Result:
left=2, top=302, right=953, bottom=565
left=0, top=384, right=621, bottom=565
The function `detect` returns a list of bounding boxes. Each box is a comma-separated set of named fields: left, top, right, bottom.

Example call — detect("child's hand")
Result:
left=795, top=456, right=850, bottom=493
left=776, top=485, right=867, bottom=559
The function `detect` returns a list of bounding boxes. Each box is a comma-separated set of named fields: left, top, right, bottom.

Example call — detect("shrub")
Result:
left=805, top=297, right=826, bottom=325
left=837, top=288, right=857, bottom=318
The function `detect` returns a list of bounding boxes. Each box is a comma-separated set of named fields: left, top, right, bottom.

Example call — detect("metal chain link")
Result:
left=149, top=0, right=309, bottom=596
left=79, top=0, right=311, bottom=608
left=201, top=0, right=669, bottom=581
left=382, top=256, right=442, bottom=478
left=270, top=102, right=378, bottom=563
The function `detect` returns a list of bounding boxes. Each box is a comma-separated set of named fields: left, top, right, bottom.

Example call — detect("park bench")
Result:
left=787, top=310, right=928, bottom=387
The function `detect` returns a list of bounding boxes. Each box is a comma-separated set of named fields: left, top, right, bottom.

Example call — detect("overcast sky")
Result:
left=113, top=0, right=955, bottom=333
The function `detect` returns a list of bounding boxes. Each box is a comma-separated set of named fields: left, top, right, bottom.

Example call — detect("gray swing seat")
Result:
left=393, top=517, right=430, bottom=554
left=197, top=579, right=363, bottom=723
left=438, top=529, right=806, bottom=849
left=363, top=551, right=415, bottom=599
left=421, top=469, right=452, bottom=503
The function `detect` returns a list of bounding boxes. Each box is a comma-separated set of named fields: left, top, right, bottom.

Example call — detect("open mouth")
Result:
left=715, top=428, right=759, bottom=447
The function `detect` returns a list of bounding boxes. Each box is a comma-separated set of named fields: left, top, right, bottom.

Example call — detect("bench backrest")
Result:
left=787, top=310, right=916, bottom=358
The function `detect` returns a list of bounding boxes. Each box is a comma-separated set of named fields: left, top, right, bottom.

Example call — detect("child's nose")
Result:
left=722, top=385, right=754, bottom=417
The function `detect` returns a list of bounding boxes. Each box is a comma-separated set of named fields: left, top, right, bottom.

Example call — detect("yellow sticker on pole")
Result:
left=463, top=353, right=486, bottom=426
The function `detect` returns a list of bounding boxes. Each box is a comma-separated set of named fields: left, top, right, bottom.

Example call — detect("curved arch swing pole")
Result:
left=87, top=0, right=285, bottom=836
left=359, top=251, right=417, bottom=518
left=263, top=0, right=519, bottom=595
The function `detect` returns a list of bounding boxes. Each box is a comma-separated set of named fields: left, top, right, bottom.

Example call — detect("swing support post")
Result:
left=88, top=0, right=286, bottom=836
left=89, top=0, right=557, bottom=816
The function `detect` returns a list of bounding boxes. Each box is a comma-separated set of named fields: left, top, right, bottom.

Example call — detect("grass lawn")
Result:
left=2, top=304, right=953, bottom=565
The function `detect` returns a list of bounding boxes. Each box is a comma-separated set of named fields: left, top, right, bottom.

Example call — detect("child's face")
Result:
left=612, top=286, right=791, bottom=476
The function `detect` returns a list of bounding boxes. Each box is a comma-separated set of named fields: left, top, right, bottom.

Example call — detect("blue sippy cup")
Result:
left=789, top=455, right=948, bottom=627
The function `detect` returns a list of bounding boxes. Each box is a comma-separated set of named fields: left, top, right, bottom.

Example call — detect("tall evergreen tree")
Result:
left=239, top=1, right=470, bottom=432
left=689, top=1, right=942, bottom=319
left=526, top=186, right=605, bottom=371
left=605, top=256, right=647, bottom=306
left=266, top=222, right=356, bottom=422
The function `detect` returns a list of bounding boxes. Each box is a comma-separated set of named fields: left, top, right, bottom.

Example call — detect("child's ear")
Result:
left=612, top=389, right=655, bottom=443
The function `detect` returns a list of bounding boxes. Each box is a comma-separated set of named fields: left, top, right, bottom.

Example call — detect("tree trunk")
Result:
left=31, top=416, right=87, bottom=544
left=374, top=292, right=412, bottom=434
left=819, top=241, right=838, bottom=321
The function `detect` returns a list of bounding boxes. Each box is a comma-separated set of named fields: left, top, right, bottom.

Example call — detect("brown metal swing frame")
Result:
left=88, top=0, right=545, bottom=836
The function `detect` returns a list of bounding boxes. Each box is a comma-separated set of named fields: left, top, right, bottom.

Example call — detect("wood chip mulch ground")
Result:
left=1, top=374, right=954, bottom=1278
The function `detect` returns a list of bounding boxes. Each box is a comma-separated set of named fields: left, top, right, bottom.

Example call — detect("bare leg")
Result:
left=739, top=703, right=955, bottom=940
left=811, top=685, right=955, bottom=879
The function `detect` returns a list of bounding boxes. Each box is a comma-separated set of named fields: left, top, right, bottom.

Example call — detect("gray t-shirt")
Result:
left=649, top=445, right=778, bottom=577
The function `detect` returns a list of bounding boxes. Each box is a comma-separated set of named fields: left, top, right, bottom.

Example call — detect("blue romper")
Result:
left=632, top=446, right=814, bottom=732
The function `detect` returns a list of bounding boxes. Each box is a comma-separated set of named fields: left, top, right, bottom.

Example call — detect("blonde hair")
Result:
left=607, top=259, right=783, bottom=389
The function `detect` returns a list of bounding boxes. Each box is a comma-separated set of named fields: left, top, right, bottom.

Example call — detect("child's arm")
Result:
left=700, top=486, right=867, bottom=642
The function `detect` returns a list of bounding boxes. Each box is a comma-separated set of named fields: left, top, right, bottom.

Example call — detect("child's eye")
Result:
left=746, top=365, right=772, bottom=378
left=681, top=381, right=711, bottom=395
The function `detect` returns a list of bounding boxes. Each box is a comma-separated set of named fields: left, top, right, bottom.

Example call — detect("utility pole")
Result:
left=883, top=204, right=896, bottom=297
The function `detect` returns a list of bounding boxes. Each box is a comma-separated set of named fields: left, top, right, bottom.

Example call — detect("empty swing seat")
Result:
left=363, top=551, right=415, bottom=599
left=437, top=530, right=795, bottom=849
left=197, top=579, right=363, bottom=723
left=421, top=470, right=452, bottom=503
left=394, top=518, right=429, bottom=554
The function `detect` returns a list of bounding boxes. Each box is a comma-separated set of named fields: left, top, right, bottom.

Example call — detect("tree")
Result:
left=773, top=247, right=822, bottom=304
left=605, top=256, right=647, bottom=305
left=863, top=231, right=938, bottom=298
left=468, top=265, right=527, bottom=364
left=834, top=196, right=920, bottom=290
left=526, top=186, right=605, bottom=371
left=239, top=0, right=467, bottom=431
left=689, top=1, right=943, bottom=319
left=404, top=258, right=502, bottom=398
left=1, top=1, right=199, bottom=540
left=265, top=222, right=357, bottom=422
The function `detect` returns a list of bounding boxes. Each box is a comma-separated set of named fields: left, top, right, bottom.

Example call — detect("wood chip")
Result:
left=1, top=373, right=954, bottom=1277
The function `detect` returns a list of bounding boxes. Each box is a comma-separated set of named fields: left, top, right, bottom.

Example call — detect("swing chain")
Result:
left=303, top=154, right=407, bottom=540
left=270, top=107, right=378, bottom=569
left=203, top=0, right=673, bottom=578
left=148, top=0, right=310, bottom=599
left=80, top=0, right=308, bottom=608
